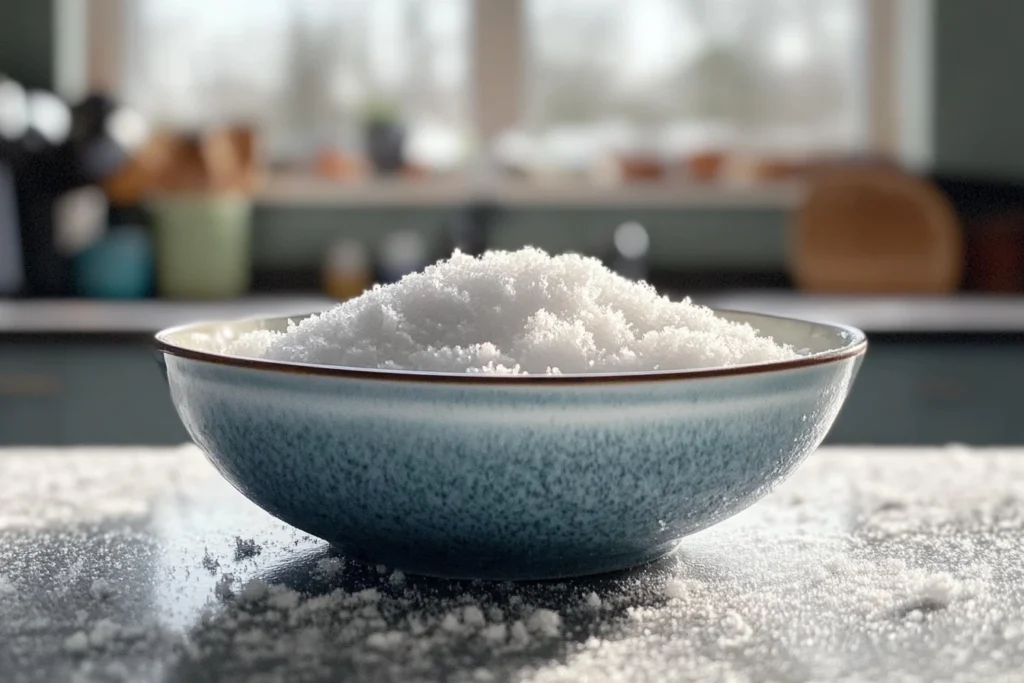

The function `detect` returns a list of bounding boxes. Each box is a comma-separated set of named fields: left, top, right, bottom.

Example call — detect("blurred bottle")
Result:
left=73, top=224, right=154, bottom=299
left=437, top=200, right=498, bottom=260
left=0, top=162, right=22, bottom=295
left=8, top=87, right=147, bottom=297
left=323, top=239, right=372, bottom=301
left=0, top=76, right=25, bottom=295
left=609, top=221, right=650, bottom=282
left=378, top=230, right=429, bottom=283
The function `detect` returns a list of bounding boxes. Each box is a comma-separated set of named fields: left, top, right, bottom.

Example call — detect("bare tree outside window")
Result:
left=525, top=0, right=864, bottom=164
left=122, top=0, right=864, bottom=174
left=124, top=0, right=470, bottom=168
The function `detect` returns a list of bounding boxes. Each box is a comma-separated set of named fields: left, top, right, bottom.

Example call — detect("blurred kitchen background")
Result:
left=1, top=0, right=1022, bottom=446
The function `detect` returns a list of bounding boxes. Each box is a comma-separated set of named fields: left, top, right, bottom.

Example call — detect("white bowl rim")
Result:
left=154, top=308, right=867, bottom=385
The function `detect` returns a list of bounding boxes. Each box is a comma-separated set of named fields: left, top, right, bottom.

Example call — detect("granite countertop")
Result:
left=2, top=445, right=1024, bottom=682
left=3, top=293, right=1024, bottom=338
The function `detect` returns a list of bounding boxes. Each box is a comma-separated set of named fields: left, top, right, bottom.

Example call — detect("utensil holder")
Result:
left=151, top=194, right=251, bottom=299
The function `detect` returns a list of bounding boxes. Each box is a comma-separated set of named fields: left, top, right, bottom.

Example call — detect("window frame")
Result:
left=58, top=0, right=926, bottom=207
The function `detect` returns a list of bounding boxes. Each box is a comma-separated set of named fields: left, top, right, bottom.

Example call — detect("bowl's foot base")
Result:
left=331, top=540, right=683, bottom=582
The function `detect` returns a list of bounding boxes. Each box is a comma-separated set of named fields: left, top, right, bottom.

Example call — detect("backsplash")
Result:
left=250, top=205, right=790, bottom=272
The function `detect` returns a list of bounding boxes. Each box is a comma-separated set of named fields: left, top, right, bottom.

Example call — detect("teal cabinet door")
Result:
left=2, top=339, right=1023, bottom=446
left=61, top=344, right=189, bottom=445
left=0, top=342, right=188, bottom=446
left=828, top=342, right=1024, bottom=445
left=0, top=348, right=66, bottom=445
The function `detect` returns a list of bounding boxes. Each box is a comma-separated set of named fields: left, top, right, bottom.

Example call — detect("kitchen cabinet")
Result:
left=1, top=338, right=1023, bottom=446
left=0, top=342, right=187, bottom=445
left=0, top=346, right=67, bottom=443
left=829, top=339, right=1024, bottom=445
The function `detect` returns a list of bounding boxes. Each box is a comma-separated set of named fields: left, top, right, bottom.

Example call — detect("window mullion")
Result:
left=865, top=0, right=899, bottom=157
left=470, top=0, right=524, bottom=160
left=86, top=0, right=126, bottom=95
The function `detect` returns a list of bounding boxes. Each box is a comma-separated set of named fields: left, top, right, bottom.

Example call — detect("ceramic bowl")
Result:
left=155, top=311, right=866, bottom=581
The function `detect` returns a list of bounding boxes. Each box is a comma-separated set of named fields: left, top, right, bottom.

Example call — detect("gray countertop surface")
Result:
left=2, top=445, right=1023, bottom=682
left=0, top=297, right=335, bottom=337
left=3, top=293, right=1024, bottom=336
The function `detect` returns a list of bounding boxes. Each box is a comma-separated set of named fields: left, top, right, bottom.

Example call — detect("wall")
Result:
left=0, top=1, right=54, bottom=90
left=932, top=0, right=1024, bottom=180
left=251, top=205, right=789, bottom=273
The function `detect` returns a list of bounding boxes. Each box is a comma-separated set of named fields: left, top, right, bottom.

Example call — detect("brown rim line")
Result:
left=154, top=309, right=868, bottom=385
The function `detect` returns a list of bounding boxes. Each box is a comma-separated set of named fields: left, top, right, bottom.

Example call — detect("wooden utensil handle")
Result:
left=0, top=374, right=62, bottom=396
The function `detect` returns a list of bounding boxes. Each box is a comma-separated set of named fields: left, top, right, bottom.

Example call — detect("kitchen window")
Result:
left=62, top=0, right=920, bottom=203
left=121, top=0, right=471, bottom=170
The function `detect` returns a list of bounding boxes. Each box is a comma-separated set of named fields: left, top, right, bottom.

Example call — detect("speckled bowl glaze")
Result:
left=156, top=310, right=866, bottom=581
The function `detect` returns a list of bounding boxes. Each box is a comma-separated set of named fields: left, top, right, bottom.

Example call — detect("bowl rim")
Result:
left=154, top=308, right=867, bottom=385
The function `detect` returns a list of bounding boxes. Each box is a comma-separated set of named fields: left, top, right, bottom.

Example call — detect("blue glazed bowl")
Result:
left=156, top=311, right=866, bottom=581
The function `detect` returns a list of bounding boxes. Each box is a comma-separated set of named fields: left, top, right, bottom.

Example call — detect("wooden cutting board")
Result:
left=789, top=167, right=964, bottom=293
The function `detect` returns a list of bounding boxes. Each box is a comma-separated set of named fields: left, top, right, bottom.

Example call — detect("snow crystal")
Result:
left=365, top=630, right=405, bottom=651
left=63, top=631, right=89, bottom=654
left=87, top=619, right=122, bottom=648
left=526, top=609, right=562, bottom=638
left=233, top=537, right=262, bottom=560
left=462, top=605, right=487, bottom=629
left=480, top=623, right=509, bottom=646
left=201, top=549, right=220, bottom=573
left=214, top=574, right=236, bottom=601
left=88, top=578, right=115, bottom=600
left=315, top=556, right=344, bottom=578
